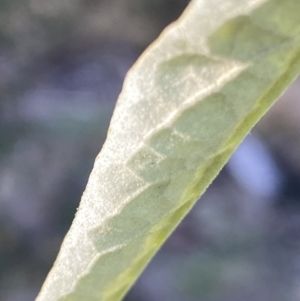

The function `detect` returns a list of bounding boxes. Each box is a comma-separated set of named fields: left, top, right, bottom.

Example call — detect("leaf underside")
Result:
left=36, top=0, right=300, bottom=300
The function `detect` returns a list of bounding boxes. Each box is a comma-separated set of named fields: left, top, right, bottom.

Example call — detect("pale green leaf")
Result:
left=36, top=0, right=300, bottom=300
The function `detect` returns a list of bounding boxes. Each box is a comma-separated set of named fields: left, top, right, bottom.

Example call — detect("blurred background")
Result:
left=0, top=1, right=300, bottom=300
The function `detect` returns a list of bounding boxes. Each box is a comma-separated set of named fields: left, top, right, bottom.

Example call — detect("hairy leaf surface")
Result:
left=36, top=0, right=300, bottom=300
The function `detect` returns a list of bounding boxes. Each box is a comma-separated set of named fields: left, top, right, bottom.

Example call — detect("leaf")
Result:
left=36, top=0, right=300, bottom=300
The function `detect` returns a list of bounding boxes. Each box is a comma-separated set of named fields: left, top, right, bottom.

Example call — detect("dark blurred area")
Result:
left=0, top=1, right=300, bottom=301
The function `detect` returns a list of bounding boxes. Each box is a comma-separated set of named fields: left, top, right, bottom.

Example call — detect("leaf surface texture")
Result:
left=36, top=0, right=300, bottom=300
